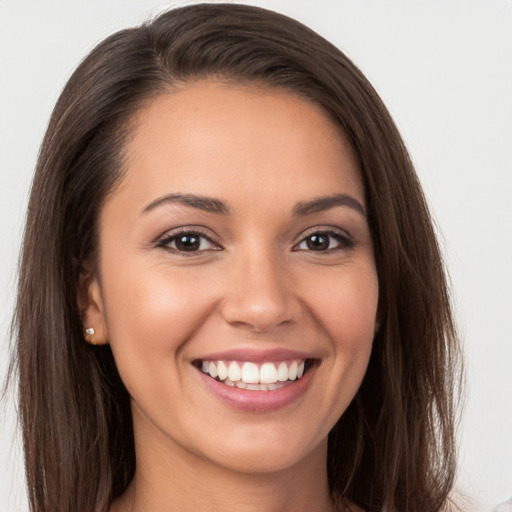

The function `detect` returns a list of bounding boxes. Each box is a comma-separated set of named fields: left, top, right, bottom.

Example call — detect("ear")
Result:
left=77, top=262, right=109, bottom=345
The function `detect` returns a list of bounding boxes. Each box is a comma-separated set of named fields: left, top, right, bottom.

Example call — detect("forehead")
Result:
left=115, top=80, right=364, bottom=211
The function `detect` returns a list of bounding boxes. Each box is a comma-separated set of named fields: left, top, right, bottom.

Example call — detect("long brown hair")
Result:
left=12, top=4, right=462, bottom=511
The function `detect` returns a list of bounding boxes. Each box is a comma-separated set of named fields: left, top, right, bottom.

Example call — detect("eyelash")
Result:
left=156, top=228, right=221, bottom=255
left=156, top=227, right=354, bottom=255
left=292, top=228, right=354, bottom=253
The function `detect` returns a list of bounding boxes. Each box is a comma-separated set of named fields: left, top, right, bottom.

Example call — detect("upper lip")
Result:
left=193, top=348, right=316, bottom=363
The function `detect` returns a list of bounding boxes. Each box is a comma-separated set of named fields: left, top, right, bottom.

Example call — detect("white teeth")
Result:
left=297, top=360, right=305, bottom=379
left=246, top=383, right=265, bottom=391
left=200, top=358, right=309, bottom=388
left=288, top=361, right=298, bottom=380
left=217, top=361, right=228, bottom=381
left=277, top=361, right=289, bottom=382
left=241, top=362, right=259, bottom=384
left=228, top=361, right=242, bottom=382
left=208, top=361, right=218, bottom=379
left=260, top=362, right=278, bottom=384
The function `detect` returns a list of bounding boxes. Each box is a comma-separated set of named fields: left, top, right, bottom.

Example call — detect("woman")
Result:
left=12, top=3, right=461, bottom=511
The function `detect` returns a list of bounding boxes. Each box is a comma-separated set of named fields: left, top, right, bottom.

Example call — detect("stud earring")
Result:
left=84, top=327, right=96, bottom=345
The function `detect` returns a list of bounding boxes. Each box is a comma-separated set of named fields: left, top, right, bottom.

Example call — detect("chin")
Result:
left=196, top=424, right=329, bottom=475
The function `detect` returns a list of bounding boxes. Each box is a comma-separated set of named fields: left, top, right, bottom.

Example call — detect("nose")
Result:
left=220, top=251, right=302, bottom=332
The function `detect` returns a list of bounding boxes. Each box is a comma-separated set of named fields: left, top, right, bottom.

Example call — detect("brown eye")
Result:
left=158, top=231, right=220, bottom=253
left=175, top=234, right=201, bottom=251
left=295, top=231, right=354, bottom=252
left=305, top=233, right=329, bottom=251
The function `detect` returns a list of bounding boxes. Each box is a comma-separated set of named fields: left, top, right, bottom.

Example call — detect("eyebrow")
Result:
left=293, top=194, right=366, bottom=217
left=141, top=192, right=365, bottom=217
left=142, top=193, right=231, bottom=215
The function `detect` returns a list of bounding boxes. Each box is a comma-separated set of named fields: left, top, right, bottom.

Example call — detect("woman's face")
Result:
left=84, top=81, right=379, bottom=474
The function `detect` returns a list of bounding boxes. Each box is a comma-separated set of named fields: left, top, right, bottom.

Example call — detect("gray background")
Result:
left=1, top=1, right=511, bottom=510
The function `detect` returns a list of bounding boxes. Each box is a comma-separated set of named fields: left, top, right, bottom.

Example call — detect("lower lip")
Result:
left=196, top=364, right=316, bottom=412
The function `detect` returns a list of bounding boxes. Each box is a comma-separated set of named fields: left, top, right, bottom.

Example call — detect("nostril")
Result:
left=220, top=294, right=302, bottom=332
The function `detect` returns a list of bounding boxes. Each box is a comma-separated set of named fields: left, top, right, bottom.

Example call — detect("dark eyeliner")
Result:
left=327, top=231, right=355, bottom=249
left=293, top=227, right=356, bottom=253
left=155, top=227, right=221, bottom=254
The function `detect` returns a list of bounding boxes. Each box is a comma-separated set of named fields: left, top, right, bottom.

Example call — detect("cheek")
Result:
left=309, top=264, right=379, bottom=346
left=304, top=263, right=378, bottom=397
left=99, top=259, right=218, bottom=384
left=291, top=263, right=379, bottom=435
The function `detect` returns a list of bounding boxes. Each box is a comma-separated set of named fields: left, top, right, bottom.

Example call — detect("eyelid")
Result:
left=156, top=226, right=223, bottom=252
left=292, top=226, right=355, bottom=251
left=296, top=225, right=353, bottom=242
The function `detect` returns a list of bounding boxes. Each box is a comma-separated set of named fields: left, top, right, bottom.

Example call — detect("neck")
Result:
left=112, top=424, right=336, bottom=512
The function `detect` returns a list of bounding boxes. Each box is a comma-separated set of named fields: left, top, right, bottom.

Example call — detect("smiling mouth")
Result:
left=193, top=359, right=315, bottom=391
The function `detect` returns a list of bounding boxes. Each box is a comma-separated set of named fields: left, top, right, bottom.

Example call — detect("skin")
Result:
left=82, top=81, right=378, bottom=512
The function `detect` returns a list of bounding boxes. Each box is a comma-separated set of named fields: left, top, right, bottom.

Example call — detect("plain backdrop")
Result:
left=1, top=1, right=511, bottom=511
